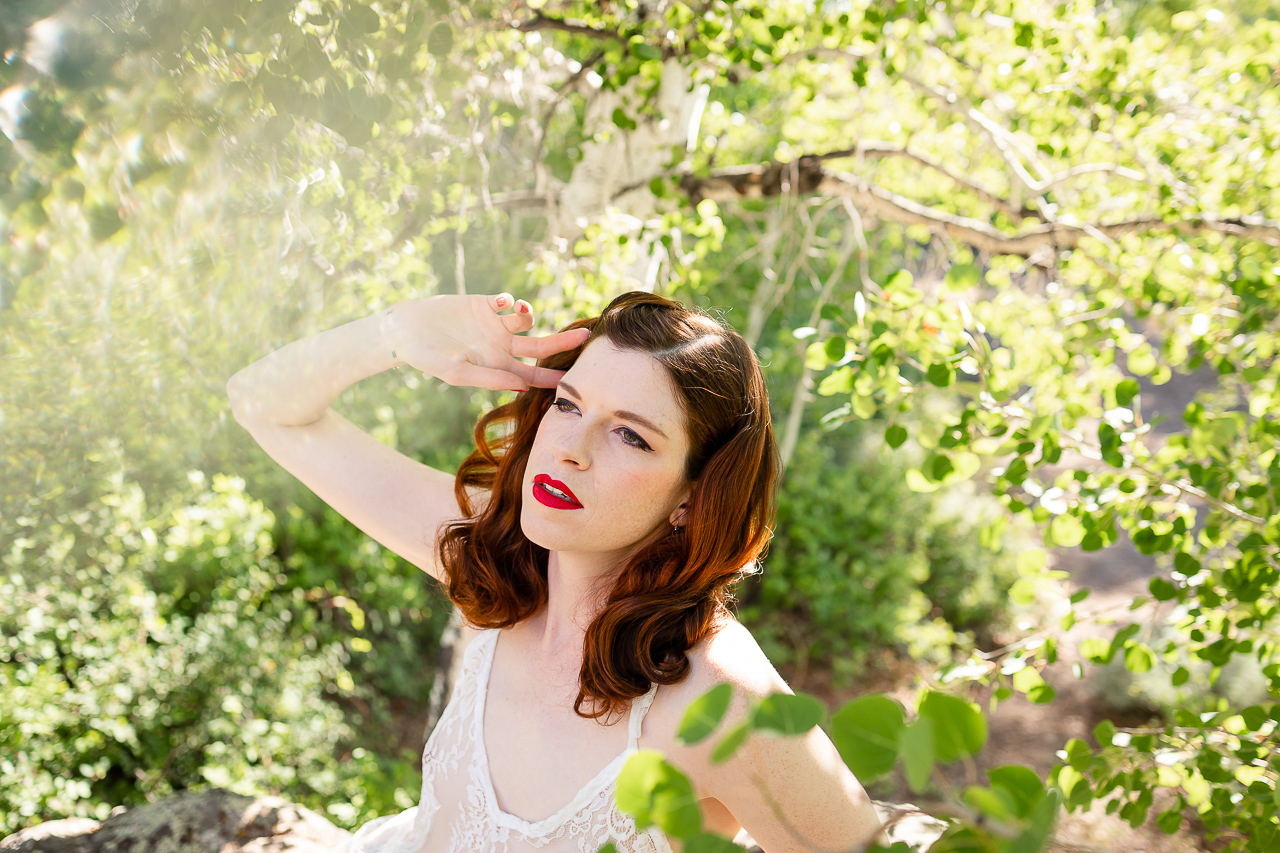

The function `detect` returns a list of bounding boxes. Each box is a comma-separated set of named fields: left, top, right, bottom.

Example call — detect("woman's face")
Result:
left=520, top=337, right=693, bottom=563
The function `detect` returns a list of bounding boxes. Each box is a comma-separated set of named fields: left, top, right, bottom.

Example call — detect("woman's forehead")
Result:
left=562, top=339, right=686, bottom=422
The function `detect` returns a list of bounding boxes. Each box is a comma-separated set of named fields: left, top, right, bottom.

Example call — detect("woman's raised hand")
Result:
left=385, top=292, right=592, bottom=392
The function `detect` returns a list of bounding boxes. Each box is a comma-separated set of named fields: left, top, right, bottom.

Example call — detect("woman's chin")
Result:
left=517, top=507, right=576, bottom=552
left=518, top=508, right=650, bottom=559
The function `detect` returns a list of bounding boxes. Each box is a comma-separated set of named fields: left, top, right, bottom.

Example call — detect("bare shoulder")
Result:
left=459, top=620, right=483, bottom=649
left=679, top=616, right=788, bottom=701
left=649, top=617, right=888, bottom=852
left=645, top=616, right=790, bottom=767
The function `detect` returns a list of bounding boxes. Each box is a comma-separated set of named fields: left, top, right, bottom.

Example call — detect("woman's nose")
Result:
left=552, top=422, right=591, bottom=469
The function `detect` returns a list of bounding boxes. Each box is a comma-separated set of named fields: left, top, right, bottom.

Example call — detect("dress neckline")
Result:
left=471, top=627, right=659, bottom=835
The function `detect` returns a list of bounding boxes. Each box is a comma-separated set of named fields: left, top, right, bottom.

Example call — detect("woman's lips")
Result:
left=532, top=474, right=583, bottom=510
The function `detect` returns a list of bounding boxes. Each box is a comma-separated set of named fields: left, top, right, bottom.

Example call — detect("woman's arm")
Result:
left=226, top=292, right=589, bottom=582
left=663, top=622, right=887, bottom=853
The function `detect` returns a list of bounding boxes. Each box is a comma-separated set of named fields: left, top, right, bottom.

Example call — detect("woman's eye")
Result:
left=553, top=398, right=649, bottom=450
left=619, top=428, right=652, bottom=451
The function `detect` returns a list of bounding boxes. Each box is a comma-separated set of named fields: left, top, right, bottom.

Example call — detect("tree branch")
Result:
left=431, top=158, right=1280, bottom=259
left=514, top=11, right=623, bottom=41
left=680, top=158, right=1280, bottom=260
left=815, top=142, right=1038, bottom=221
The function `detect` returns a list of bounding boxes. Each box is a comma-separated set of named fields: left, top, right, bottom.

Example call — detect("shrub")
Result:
left=736, top=426, right=1020, bottom=687
left=0, top=466, right=432, bottom=835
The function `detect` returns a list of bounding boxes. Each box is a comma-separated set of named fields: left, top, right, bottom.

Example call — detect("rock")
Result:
left=0, top=789, right=351, bottom=853
left=1, top=789, right=946, bottom=853
left=875, top=801, right=950, bottom=850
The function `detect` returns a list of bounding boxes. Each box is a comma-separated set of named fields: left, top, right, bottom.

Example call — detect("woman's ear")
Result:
left=669, top=482, right=694, bottom=528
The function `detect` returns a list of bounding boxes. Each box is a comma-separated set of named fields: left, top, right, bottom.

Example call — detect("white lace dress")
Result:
left=338, top=627, right=674, bottom=853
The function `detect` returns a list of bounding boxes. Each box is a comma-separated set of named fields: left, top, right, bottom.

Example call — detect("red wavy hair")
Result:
left=437, top=291, right=779, bottom=719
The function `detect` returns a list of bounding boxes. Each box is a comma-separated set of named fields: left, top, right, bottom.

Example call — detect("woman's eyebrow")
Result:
left=558, top=381, right=669, bottom=439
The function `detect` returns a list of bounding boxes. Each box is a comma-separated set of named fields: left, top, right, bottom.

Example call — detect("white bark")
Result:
left=544, top=59, right=708, bottom=291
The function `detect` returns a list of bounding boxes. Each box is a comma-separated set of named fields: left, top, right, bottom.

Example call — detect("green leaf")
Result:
left=87, top=202, right=124, bottom=241
left=1064, top=737, right=1092, bottom=770
left=885, top=424, right=907, bottom=449
left=1017, top=548, right=1047, bottom=575
left=963, top=784, right=1019, bottom=822
left=1009, top=577, right=1037, bottom=606
left=1049, top=514, right=1085, bottom=547
left=1156, top=808, right=1182, bottom=834
left=340, top=4, right=381, bottom=36
left=884, top=269, right=914, bottom=291
left=710, top=720, right=749, bottom=764
left=1028, top=682, right=1056, bottom=704
left=927, top=362, right=954, bottom=387
left=683, top=833, right=741, bottom=853
left=751, top=692, right=824, bottom=735
left=1012, top=665, right=1045, bottom=695
left=677, top=683, right=732, bottom=745
left=817, top=366, right=854, bottom=396
left=428, top=23, right=454, bottom=57
left=1078, top=637, right=1111, bottom=663
left=1127, top=343, right=1156, bottom=376
left=1008, top=789, right=1062, bottom=853
left=1174, top=551, right=1201, bottom=575
left=1123, top=642, right=1154, bottom=674
left=905, top=468, right=941, bottom=493
left=1115, top=378, right=1140, bottom=406
left=928, top=824, right=993, bottom=853
left=1148, top=577, right=1177, bottom=601
left=851, top=58, right=869, bottom=87
left=611, top=108, right=638, bottom=131
left=615, top=750, right=702, bottom=838
left=630, top=41, right=663, bottom=61
left=1240, top=705, right=1269, bottom=731
left=851, top=392, right=877, bottom=420
left=824, top=336, right=847, bottom=363
left=945, top=263, right=981, bottom=292
left=987, top=765, right=1046, bottom=819
left=901, top=717, right=935, bottom=793
left=830, top=695, right=905, bottom=779
left=918, top=691, right=987, bottom=762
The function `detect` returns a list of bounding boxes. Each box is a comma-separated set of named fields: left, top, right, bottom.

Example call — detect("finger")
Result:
left=505, top=359, right=569, bottom=389
left=441, top=362, right=528, bottom=392
left=526, top=365, right=572, bottom=389
left=510, top=327, right=593, bottom=359
left=499, top=308, right=535, bottom=335
left=487, top=292, right=515, bottom=313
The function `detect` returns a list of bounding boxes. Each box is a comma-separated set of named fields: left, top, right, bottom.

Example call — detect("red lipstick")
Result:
left=532, top=474, right=583, bottom=510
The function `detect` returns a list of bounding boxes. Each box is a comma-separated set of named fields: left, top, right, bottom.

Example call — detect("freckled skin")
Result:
left=519, top=338, right=693, bottom=565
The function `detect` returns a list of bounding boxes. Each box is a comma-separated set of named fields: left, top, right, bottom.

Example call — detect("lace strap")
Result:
left=627, top=682, right=660, bottom=749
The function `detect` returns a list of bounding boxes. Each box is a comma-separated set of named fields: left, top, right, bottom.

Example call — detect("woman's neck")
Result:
left=525, top=549, right=620, bottom=662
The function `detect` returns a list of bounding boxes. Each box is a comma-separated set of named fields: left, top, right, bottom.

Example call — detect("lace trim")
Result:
left=344, top=626, right=674, bottom=853
left=471, top=629, right=664, bottom=841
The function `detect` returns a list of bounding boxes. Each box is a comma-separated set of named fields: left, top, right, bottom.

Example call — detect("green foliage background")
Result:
left=3, top=0, right=1280, bottom=849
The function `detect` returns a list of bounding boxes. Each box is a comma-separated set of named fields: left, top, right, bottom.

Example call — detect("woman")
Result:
left=226, top=291, right=884, bottom=853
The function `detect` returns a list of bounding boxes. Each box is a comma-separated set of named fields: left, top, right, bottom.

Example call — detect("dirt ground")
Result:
left=793, top=571, right=1208, bottom=853
left=789, top=362, right=1230, bottom=853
